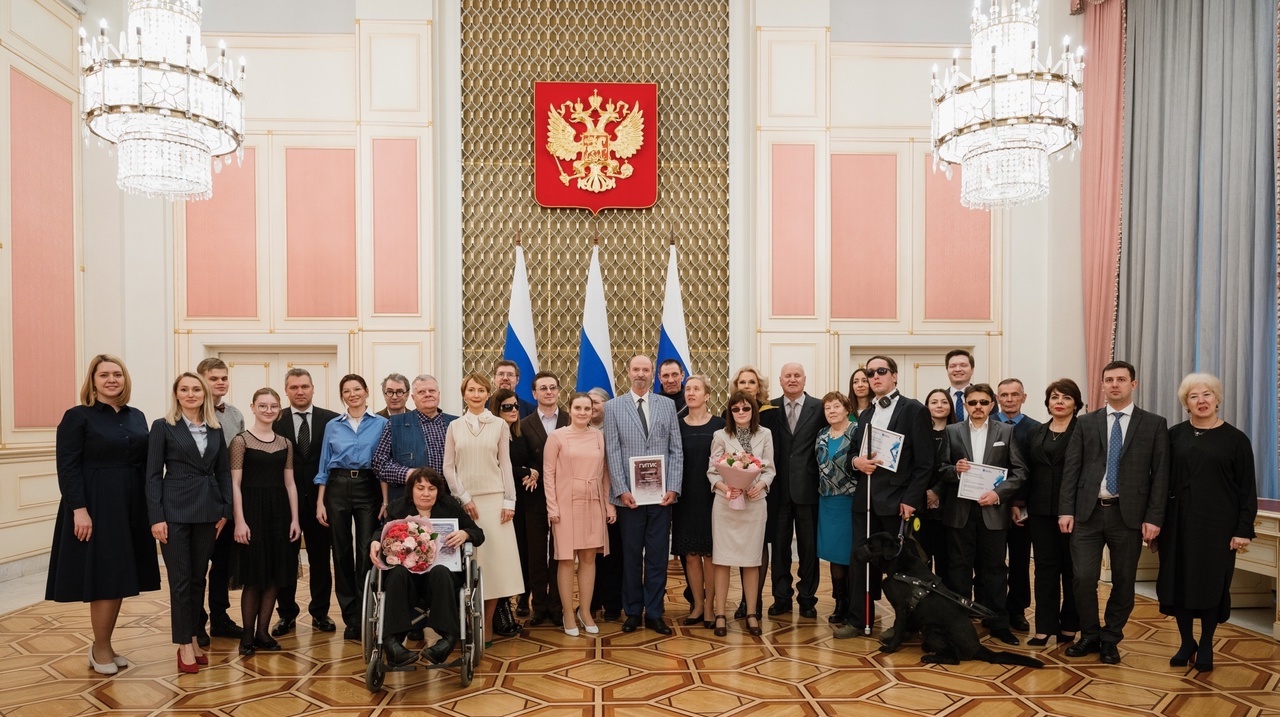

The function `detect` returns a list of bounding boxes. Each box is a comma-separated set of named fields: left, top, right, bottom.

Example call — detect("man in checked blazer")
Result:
left=936, top=383, right=1028, bottom=646
left=1059, top=360, right=1169, bottom=665
left=604, top=355, right=684, bottom=634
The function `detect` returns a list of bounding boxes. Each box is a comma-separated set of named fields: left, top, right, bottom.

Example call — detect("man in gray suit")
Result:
left=1060, top=360, right=1169, bottom=665
left=604, top=355, right=684, bottom=634
left=937, top=383, right=1028, bottom=646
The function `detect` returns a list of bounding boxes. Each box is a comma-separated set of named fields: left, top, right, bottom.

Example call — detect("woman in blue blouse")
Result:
left=814, top=391, right=858, bottom=624
left=314, top=374, right=388, bottom=641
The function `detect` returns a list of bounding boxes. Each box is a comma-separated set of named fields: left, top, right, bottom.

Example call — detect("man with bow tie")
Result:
left=833, top=355, right=934, bottom=638
left=194, top=357, right=245, bottom=644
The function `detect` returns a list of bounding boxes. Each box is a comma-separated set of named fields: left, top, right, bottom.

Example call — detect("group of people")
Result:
left=45, top=349, right=1258, bottom=677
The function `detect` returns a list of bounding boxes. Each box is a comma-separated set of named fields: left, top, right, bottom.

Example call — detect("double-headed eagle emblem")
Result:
left=546, top=89, right=645, bottom=193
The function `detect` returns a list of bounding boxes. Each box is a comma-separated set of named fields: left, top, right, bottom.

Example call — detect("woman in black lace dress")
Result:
left=230, top=388, right=301, bottom=656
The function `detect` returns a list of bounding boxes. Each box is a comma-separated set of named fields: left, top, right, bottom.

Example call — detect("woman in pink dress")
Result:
left=544, top=393, right=617, bottom=636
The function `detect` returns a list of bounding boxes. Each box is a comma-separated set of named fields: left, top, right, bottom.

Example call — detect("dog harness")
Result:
left=889, top=573, right=998, bottom=620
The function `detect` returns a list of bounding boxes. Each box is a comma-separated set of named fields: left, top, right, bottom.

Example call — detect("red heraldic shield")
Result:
left=534, top=81, right=658, bottom=214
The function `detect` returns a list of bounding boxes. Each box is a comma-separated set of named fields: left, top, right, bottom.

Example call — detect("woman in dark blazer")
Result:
left=1025, top=378, right=1082, bottom=646
left=146, top=372, right=232, bottom=674
left=370, top=467, right=484, bottom=667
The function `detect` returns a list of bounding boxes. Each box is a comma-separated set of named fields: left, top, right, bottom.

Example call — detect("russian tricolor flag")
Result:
left=654, top=242, right=693, bottom=391
left=502, top=244, right=539, bottom=403
left=575, top=244, right=615, bottom=396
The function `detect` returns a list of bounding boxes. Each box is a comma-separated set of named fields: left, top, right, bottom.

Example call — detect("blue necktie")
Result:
left=954, top=390, right=966, bottom=422
left=1105, top=412, right=1123, bottom=495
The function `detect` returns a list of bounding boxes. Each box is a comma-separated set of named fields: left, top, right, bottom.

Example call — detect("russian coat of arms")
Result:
left=534, top=82, right=658, bottom=214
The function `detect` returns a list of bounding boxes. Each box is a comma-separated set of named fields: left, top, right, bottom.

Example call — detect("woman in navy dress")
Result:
left=47, top=355, right=160, bottom=676
left=672, top=376, right=724, bottom=627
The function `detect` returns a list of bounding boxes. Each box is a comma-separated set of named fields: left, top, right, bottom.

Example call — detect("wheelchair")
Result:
left=361, top=542, right=484, bottom=691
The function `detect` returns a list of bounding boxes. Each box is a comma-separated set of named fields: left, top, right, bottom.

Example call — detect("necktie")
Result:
left=297, top=411, right=312, bottom=458
left=1105, top=412, right=1123, bottom=495
left=1005, top=418, right=1015, bottom=425
left=788, top=401, right=799, bottom=432
left=636, top=398, right=649, bottom=437
left=954, top=391, right=966, bottom=422
left=214, top=403, right=226, bottom=413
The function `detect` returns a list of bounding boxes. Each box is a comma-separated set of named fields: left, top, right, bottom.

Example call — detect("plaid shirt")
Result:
left=372, top=410, right=450, bottom=485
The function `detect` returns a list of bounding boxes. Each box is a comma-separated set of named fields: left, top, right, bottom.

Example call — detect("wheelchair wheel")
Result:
left=459, top=644, right=474, bottom=687
left=361, top=570, right=378, bottom=663
left=471, top=572, right=485, bottom=661
left=365, top=648, right=385, bottom=692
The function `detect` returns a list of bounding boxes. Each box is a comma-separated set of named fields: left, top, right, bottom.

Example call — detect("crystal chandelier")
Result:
left=80, top=0, right=246, bottom=201
left=930, top=0, right=1083, bottom=209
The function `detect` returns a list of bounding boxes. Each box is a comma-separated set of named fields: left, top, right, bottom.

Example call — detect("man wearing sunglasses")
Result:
left=376, top=373, right=411, bottom=418
left=936, top=383, right=1029, bottom=646
left=834, top=355, right=934, bottom=639
left=515, top=371, right=569, bottom=626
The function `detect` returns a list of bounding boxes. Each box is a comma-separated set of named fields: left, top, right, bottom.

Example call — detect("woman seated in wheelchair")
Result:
left=369, top=467, right=484, bottom=667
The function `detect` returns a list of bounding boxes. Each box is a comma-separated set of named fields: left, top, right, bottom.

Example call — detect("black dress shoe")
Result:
left=767, top=601, right=792, bottom=616
left=1008, top=613, right=1030, bottom=632
left=645, top=618, right=673, bottom=635
left=272, top=618, right=296, bottom=637
left=210, top=618, right=244, bottom=639
left=734, top=602, right=747, bottom=619
left=383, top=638, right=416, bottom=668
left=681, top=612, right=706, bottom=626
left=547, top=612, right=564, bottom=628
left=621, top=615, right=641, bottom=633
left=343, top=625, right=361, bottom=641
left=528, top=612, right=547, bottom=627
left=1065, top=637, right=1101, bottom=658
left=602, top=609, right=621, bottom=622
left=253, top=637, right=282, bottom=651
left=990, top=628, right=1020, bottom=646
left=516, top=594, right=531, bottom=618
left=1027, top=635, right=1050, bottom=647
left=238, top=641, right=256, bottom=657
left=798, top=605, right=818, bottom=619
left=195, top=626, right=211, bottom=648
left=311, top=615, right=337, bottom=632
left=423, top=634, right=457, bottom=664
left=1099, top=642, right=1121, bottom=664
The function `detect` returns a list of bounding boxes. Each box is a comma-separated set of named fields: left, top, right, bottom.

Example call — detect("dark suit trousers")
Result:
left=618, top=503, right=671, bottom=618
left=382, top=564, right=461, bottom=638
left=278, top=484, right=333, bottom=621
left=843, top=511, right=891, bottom=628
left=199, top=520, right=235, bottom=626
left=161, top=522, right=217, bottom=644
left=947, top=505, right=1010, bottom=630
left=326, top=474, right=380, bottom=627
left=771, top=495, right=818, bottom=607
left=1028, top=514, right=1078, bottom=635
left=1070, top=503, right=1141, bottom=644
left=521, top=502, right=561, bottom=616
left=1006, top=521, right=1032, bottom=617
left=592, top=519, right=623, bottom=614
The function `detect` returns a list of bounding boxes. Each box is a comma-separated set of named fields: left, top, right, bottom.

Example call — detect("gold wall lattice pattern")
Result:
left=460, top=0, right=731, bottom=397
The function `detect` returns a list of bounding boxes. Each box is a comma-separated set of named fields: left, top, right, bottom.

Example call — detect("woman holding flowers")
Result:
left=369, top=468, right=483, bottom=667
left=707, top=390, right=775, bottom=636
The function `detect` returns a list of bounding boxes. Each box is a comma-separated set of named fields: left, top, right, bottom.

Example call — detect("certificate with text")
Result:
left=629, top=455, right=666, bottom=506
left=957, top=463, right=1008, bottom=501
left=869, top=426, right=905, bottom=473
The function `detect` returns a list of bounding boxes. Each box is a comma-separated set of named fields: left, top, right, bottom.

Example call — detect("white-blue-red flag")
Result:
left=502, top=244, right=539, bottom=403
left=576, top=244, right=615, bottom=396
left=654, top=242, right=692, bottom=391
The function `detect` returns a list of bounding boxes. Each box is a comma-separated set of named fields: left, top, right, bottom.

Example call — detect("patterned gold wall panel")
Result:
left=460, top=0, right=731, bottom=397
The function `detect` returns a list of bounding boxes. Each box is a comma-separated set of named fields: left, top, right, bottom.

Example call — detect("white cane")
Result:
left=862, top=424, right=873, bottom=636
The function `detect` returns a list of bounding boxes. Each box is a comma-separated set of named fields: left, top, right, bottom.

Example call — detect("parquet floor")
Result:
left=3, top=562, right=1279, bottom=717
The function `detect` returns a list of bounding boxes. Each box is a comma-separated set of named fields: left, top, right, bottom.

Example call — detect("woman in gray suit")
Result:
left=146, top=372, right=232, bottom=674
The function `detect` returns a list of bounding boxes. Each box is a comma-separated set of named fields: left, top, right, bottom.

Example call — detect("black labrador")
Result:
left=855, top=531, right=1044, bottom=668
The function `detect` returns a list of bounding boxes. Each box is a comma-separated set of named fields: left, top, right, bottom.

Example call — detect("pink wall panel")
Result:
left=185, top=148, right=258, bottom=317
left=9, top=69, right=76, bottom=428
left=372, top=139, right=420, bottom=314
left=923, top=156, right=992, bottom=320
left=285, top=148, right=357, bottom=318
left=770, top=144, right=816, bottom=317
left=831, top=154, right=897, bottom=319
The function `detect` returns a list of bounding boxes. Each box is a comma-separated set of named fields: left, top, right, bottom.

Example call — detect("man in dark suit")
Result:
left=767, top=362, right=827, bottom=618
left=995, top=378, right=1040, bottom=632
left=833, top=355, right=935, bottom=639
left=937, top=383, right=1028, bottom=645
left=1059, top=360, right=1169, bottom=665
left=515, top=370, right=569, bottom=626
left=272, top=368, right=340, bottom=636
left=494, top=360, right=536, bottom=418
left=656, top=359, right=688, bottom=418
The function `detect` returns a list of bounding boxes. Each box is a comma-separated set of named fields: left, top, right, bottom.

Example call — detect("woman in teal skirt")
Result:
left=814, top=391, right=857, bottom=623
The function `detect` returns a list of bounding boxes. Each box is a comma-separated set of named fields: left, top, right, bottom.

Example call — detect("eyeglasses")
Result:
left=965, top=399, right=993, bottom=407
left=499, top=403, right=519, bottom=412
left=384, top=389, right=408, bottom=397
left=866, top=367, right=892, bottom=377
left=729, top=406, right=753, bottom=414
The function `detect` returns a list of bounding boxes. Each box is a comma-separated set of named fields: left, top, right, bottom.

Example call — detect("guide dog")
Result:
left=855, top=531, right=1044, bottom=668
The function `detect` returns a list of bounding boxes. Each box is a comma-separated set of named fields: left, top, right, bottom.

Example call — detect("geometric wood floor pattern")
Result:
left=3, top=562, right=1279, bottom=717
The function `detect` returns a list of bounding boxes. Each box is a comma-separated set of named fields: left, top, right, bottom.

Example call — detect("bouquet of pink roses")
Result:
left=379, top=517, right=439, bottom=573
left=714, top=452, right=764, bottom=510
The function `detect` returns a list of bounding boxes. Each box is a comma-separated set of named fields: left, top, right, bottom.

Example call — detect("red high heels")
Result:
left=177, top=648, right=199, bottom=674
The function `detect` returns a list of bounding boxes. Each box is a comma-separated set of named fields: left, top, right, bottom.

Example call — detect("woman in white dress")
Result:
left=443, top=372, right=524, bottom=643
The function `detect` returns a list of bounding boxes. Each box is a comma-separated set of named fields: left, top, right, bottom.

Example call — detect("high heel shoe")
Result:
left=1170, top=644, right=1197, bottom=667
left=194, top=652, right=209, bottom=666
left=681, top=611, right=705, bottom=626
left=1026, top=635, right=1050, bottom=647
left=88, top=646, right=119, bottom=676
left=177, top=648, right=199, bottom=674
left=1194, top=654, right=1214, bottom=672
left=713, top=615, right=727, bottom=637
left=1057, top=632, right=1076, bottom=645
left=745, top=614, right=762, bottom=637
left=563, top=612, right=580, bottom=637
left=577, top=610, right=599, bottom=635
left=238, top=641, right=256, bottom=657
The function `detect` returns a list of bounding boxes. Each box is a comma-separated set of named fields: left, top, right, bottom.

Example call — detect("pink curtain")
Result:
left=1079, top=0, right=1125, bottom=407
